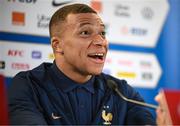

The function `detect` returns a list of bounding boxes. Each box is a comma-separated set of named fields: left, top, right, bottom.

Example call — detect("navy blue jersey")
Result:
left=8, top=62, right=155, bottom=125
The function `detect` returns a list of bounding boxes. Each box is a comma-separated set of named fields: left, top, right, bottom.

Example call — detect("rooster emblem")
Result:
left=102, top=110, right=113, bottom=125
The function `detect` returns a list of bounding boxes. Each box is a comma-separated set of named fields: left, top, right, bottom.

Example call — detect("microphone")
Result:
left=107, top=80, right=158, bottom=109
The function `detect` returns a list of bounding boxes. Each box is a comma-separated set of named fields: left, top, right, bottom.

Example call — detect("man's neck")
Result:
left=55, top=60, right=92, bottom=84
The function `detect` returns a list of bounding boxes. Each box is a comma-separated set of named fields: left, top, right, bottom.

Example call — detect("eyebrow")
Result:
left=79, top=22, right=105, bottom=29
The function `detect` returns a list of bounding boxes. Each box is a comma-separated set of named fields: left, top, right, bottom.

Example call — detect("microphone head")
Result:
left=107, top=80, right=118, bottom=90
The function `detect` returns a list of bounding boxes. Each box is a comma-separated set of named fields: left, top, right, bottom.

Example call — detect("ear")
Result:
left=51, top=37, right=64, bottom=54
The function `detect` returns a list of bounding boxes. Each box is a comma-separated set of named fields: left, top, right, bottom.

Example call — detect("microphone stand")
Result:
left=107, top=80, right=158, bottom=109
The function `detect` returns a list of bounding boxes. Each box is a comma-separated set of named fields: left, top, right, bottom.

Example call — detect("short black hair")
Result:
left=49, top=3, right=97, bottom=38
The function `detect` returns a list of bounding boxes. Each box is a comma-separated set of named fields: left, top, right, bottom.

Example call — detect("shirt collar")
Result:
left=51, top=62, right=95, bottom=94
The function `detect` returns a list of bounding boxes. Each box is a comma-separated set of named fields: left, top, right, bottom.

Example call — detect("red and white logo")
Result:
left=11, top=63, right=30, bottom=70
left=7, top=49, right=24, bottom=57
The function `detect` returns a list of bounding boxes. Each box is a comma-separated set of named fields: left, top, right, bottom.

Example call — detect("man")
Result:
left=8, top=3, right=155, bottom=125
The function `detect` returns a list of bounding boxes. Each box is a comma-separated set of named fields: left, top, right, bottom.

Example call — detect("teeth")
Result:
left=88, top=53, right=104, bottom=57
left=95, top=53, right=104, bottom=56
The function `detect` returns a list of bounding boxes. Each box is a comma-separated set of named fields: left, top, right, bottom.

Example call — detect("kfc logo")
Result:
left=8, top=50, right=24, bottom=57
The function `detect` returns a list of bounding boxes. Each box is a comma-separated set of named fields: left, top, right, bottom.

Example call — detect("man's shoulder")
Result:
left=31, top=62, right=53, bottom=73
left=9, top=62, right=54, bottom=93
left=13, top=62, right=53, bottom=82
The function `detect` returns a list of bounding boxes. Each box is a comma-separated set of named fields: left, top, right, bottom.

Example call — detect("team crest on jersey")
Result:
left=102, top=106, right=113, bottom=125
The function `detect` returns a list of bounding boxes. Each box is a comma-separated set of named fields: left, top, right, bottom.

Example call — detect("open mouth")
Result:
left=88, top=53, right=104, bottom=61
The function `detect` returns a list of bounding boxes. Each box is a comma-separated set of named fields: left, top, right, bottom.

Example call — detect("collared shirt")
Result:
left=51, top=63, right=95, bottom=124
left=8, top=62, right=156, bottom=125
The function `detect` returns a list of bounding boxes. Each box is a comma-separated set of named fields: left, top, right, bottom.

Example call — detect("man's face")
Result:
left=58, top=13, right=108, bottom=76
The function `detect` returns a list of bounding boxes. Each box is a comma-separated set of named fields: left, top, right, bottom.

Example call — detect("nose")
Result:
left=92, top=34, right=108, bottom=47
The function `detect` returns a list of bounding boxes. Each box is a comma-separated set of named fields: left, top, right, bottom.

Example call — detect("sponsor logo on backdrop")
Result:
left=142, top=72, right=153, bottom=80
left=121, top=26, right=129, bottom=35
left=52, top=0, right=72, bottom=7
left=117, top=59, right=133, bottom=66
left=12, top=11, right=25, bottom=26
left=37, top=14, right=50, bottom=29
left=131, top=27, right=148, bottom=36
left=90, top=0, right=102, bottom=13
left=141, top=7, right=154, bottom=20
left=11, top=62, right=30, bottom=70
left=120, top=26, right=148, bottom=36
left=8, top=0, right=37, bottom=4
left=31, top=51, right=42, bottom=59
left=115, top=4, right=130, bottom=18
left=0, top=61, right=5, bottom=69
left=116, top=71, right=136, bottom=79
left=8, top=49, right=24, bottom=57
left=48, top=53, right=54, bottom=60
left=140, top=61, right=152, bottom=68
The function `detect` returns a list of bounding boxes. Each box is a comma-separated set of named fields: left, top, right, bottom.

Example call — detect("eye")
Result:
left=101, top=31, right=106, bottom=36
left=80, top=31, right=90, bottom=35
left=100, top=31, right=106, bottom=38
